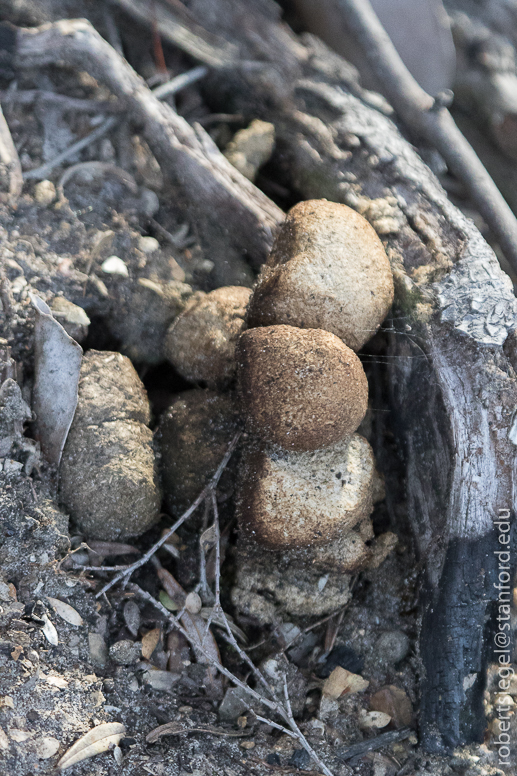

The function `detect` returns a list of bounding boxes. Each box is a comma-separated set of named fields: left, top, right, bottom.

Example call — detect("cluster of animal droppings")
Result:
left=63, top=198, right=397, bottom=618
left=59, top=350, right=161, bottom=540
left=231, top=199, right=396, bottom=619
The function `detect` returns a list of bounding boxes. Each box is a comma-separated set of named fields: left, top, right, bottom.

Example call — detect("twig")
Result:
left=1, top=90, right=121, bottom=112
left=95, top=432, right=240, bottom=598
left=337, top=0, right=517, bottom=275
left=103, top=4, right=124, bottom=55
left=110, top=0, right=238, bottom=67
left=72, top=563, right=134, bottom=572
left=152, top=65, right=208, bottom=100
left=335, top=727, right=412, bottom=762
left=201, top=492, right=221, bottom=644
left=57, top=161, right=138, bottom=203
left=198, top=113, right=244, bottom=126
left=130, top=583, right=337, bottom=776
left=149, top=218, right=193, bottom=249
left=24, top=116, right=118, bottom=181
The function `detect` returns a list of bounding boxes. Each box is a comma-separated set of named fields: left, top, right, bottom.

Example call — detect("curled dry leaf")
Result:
left=199, top=608, right=248, bottom=645
left=46, top=597, right=83, bottom=627
left=200, top=524, right=217, bottom=553
left=322, top=667, right=369, bottom=698
left=57, top=722, right=126, bottom=771
left=41, top=613, right=58, bottom=646
left=31, top=295, right=82, bottom=467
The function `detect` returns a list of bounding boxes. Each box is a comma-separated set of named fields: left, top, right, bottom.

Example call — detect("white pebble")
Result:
left=101, top=256, right=129, bottom=277
left=138, top=236, right=160, bottom=254
left=34, top=737, right=60, bottom=759
left=34, top=180, right=56, bottom=206
left=359, top=710, right=391, bottom=729
left=185, top=591, right=202, bottom=614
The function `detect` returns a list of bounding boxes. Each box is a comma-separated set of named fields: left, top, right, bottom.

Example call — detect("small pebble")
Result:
left=34, top=736, right=60, bottom=759
left=50, top=297, right=90, bottom=343
left=109, top=639, right=141, bottom=666
left=142, top=669, right=179, bottom=691
left=138, top=236, right=160, bottom=254
left=375, top=630, right=410, bottom=665
left=34, top=180, right=56, bottom=206
left=185, top=591, right=202, bottom=614
left=139, top=189, right=160, bottom=218
left=289, top=749, right=310, bottom=768
left=359, top=710, right=391, bottom=730
left=101, top=256, right=129, bottom=276
left=218, top=687, right=254, bottom=722
left=88, top=633, right=108, bottom=668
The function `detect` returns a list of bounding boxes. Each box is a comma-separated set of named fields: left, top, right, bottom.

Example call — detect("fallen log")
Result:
left=15, top=2, right=517, bottom=751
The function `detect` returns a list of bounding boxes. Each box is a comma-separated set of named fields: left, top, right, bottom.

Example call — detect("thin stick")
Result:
left=130, top=583, right=336, bottom=776
left=201, top=493, right=221, bottom=644
left=338, top=0, right=517, bottom=275
left=95, top=432, right=240, bottom=598
left=198, top=500, right=212, bottom=602
left=152, top=65, right=208, bottom=100
left=24, top=116, right=118, bottom=181
left=73, top=563, right=133, bottom=572
left=1, top=90, right=121, bottom=112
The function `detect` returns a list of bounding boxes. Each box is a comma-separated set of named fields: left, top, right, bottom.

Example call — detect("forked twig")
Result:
left=95, top=432, right=241, bottom=598
left=131, top=583, right=337, bottom=776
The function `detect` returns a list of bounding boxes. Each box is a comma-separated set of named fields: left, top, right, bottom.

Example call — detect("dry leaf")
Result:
left=141, top=627, right=161, bottom=660
left=41, top=613, right=58, bottom=646
left=157, top=568, right=221, bottom=693
left=57, top=722, right=125, bottom=771
left=123, top=600, right=141, bottom=638
left=31, top=295, right=82, bottom=467
left=157, top=567, right=186, bottom=608
left=88, top=541, right=139, bottom=557
left=199, top=608, right=248, bottom=644
left=200, top=524, right=217, bottom=553
left=44, top=675, right=68, bottom=689
left=159, top=590, right=178, bottom=611
left=322, top=667, right=369, bottom=698
left=46, top=597, right=83, bottom=627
